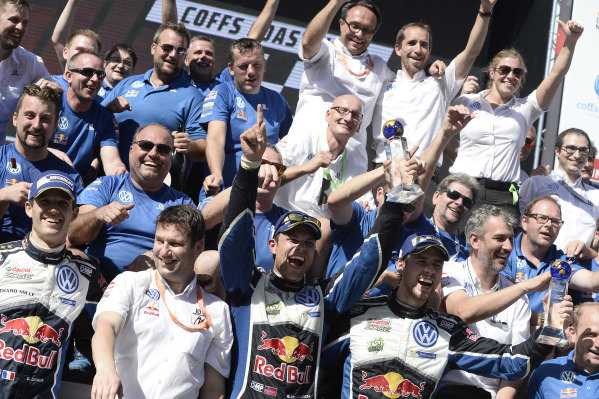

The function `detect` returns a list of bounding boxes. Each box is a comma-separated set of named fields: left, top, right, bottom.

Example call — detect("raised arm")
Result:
left=302, top=0, right=349, bottom=60
left=248, top=0, right=280, bottom=42
left=204, top=121, right=227, bottom=196
left=162, top=0, right=178, bottom=24
left=280, top=150, right=333, bottom=186
left=453, top=0, right=498, bottom=80
left=536, top=20, right=584, bottom=111
left=91, top=311, right=125, bottom=399
left=51, top=0, right=80, bottom=70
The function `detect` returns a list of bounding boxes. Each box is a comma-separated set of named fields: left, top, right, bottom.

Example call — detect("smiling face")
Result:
left=471, top=216, right=514, bottom=274
left=0, top=2, right=28, bottom=52
left=26, top=190, right=77, bottom=248
left=556, top=133, right=590, bottom=179
left=395, top=26, right=431, bottom=79
left=104, top=48, right=135, bottom=87
left=66, top=53, right=103, bottom=103
left=153, top=223, right=201, bottom=285
left=269, top=225, right=316, bottom=282
left=151, top=29, right=187, bottom=80
left=339, top=5, right=377, bottom=56
left=325, top=95, right=362, bottom=140
left=395, top=248, right=445, bottom=308
left=570, top=305, right=599, bottom=374
left=522, top=199, right=561, bottom=249
left=186, top=39, right=215, bottom=82
left=432, top=182, right=473, bottom=230
left=228, top=47, right=265, bottom=95
left=63, top=34, right=99, bottom=65
left=13, top=95, right=57, bottom=151
left=489, top=57, right=523, bottom=99
left=129, top=125, right=173, bottom=190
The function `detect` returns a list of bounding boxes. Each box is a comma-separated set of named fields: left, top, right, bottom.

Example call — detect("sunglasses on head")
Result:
left=283, top=212, right=322, bottom=228
left=495, top=65, right=524, bottom=79
left=69, top=67, right=106, bottom=80
left=443, top=189, right=474, bottom=209
left=261, top=159, right=287, bottom=175
left=524, top=138, right=535, bottom=148
left=134, top=140, right=173, bottom=155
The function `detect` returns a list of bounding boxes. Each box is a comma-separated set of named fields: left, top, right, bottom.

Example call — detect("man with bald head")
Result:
left=274, top=94, right=365, bottom=218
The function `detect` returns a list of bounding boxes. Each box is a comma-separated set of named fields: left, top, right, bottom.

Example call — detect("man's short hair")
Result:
left=156, top=204, right=205, bottom=245
left=589, top=142, right=597, bottom=160
left=436, top=173, right=481, bottom=204
left=465, top=205, right=516, bottom=252
left=228, top=38, right=262, bottom=64
left=15, top=84, right=61, bottom=121
left=340, top=0, right=382, bottom=30
left=572, top=302, right=599, bottom=330
left=190, top=35, right=214, bottom=47
left=0, top=0, right=29, bottom=10
left=66, top=50, right=101, bottom=71
left=66, top=29, right=101, bottom=52
left=104, top=43, right=137, bottom=69
left=555, top=128, right=591, bottom=150
left=131, top=123, right=175, bottom=148
left=523, top=195, right=561, bottom=218
left=153, top=22, right=190, bottom=47
left=395, top=22, right=433, bottom=49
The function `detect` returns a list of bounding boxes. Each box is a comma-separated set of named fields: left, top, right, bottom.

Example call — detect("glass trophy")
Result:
left=382, top=120, right=423, bottom=203
left=536, top=260, right=572, bottom=346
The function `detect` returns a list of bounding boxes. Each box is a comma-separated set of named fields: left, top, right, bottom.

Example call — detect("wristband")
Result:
left=478, top=10, right=492, bottom=17
left=240, top=156, right=262, bottom=170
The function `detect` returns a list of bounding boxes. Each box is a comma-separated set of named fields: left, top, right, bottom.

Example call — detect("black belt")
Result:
left=476, top=178, right=515, bottom=191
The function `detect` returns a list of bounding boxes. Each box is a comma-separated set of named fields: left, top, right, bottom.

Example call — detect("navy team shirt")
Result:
left=51, top=93, right=119, bottom=177
left=77, top=173, right=194, bottom=281
left=0, top=143, right=83, bottom=242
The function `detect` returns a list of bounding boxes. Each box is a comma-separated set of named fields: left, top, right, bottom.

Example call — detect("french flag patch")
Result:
left=2, top=370, right=15, bottom=380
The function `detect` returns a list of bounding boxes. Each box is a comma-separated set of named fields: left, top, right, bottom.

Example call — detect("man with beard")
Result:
left=0, top=0, right=59, bottom=142
left=520, top=128, right=599, bottom=250
left=101, top=22, right=205, bottom=168
left=68, top=123, right=194, bottom=282
left=0, top=84, right=82, bottom=243
left=439, top=205, right=551, bottom=398
left=50, top=51, right=126, bottom=180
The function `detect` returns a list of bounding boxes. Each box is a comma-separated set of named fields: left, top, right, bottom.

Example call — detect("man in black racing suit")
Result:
left=0, top=171, right=105, bottom=398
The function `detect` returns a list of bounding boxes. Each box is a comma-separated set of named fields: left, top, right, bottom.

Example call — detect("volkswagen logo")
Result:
left=413, top=320, right=439, bottom=347
left=58, top=117, right=69, bottom=131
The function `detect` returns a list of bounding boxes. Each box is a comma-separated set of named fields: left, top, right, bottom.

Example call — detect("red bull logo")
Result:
left=0, top=315, right=63, bottom=347
left=5, top=179, right=18, bottom=186
left=253, top=332, right=313, bottom=385
left=515, top=272, right=527, bottom=282
left=53, top=134, right=68, bottom=145
left=256, top=332, right=313, bottom=363
left=560, top=387, right=577, bottom=398
left=359, top=371, right=425, bottom=398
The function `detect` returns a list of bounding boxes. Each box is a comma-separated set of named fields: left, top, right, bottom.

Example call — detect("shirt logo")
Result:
left=56, top=265, right=79, bottom=294
left=58, top=117, right=69, bottom=131
left=206, top=90, right=217, bottom=100
left=548, top=183, right=559, bottom=190
left=469, top=102, right=481, bottom=111
left=125, top=90, right=139, bottom=97
left=145, top=289, right=160, bottom=300
left=236, top=110, right=247, bottom=121
left=10, top=69, right=19, bottom=76
left=118, top=190, right=134, bottom=204
left=294, top=288, right=320, bottom=307
left=413, top=320, right=438, bottom=347
left=6, top=161, right=21, bottom=175
left=53, top=134, right=68, bottom=145
left=560, top=370, right=576, bottom=383
left=236, top=97, right=245, bottom=108
left=131, top=80, right=144, bottom=88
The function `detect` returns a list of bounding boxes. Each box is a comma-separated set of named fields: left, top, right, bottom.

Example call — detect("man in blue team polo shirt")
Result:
left=0, top=84, right=83, bottom=243
left=527, top=302, right=599, bottom=398
left=68, top=123, right=194, bottom=282
left=101, top=22, right=205, bottom=169
left=51, top=51, right=126, bottom=181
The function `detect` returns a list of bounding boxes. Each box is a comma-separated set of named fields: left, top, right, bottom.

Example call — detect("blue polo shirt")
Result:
left=198, top=81, right=292, bottom=199
left=96, top=81, right=112, bottom=102
left=502, top=233, right=582, bottom=313
left=191, top=67, right=232, bottom=98
left=527, top=351, right=599, bottom=399
left=51, top=74, right=68, bottom=92
left=0, top=143, right=83, bottom=243
left=77, top=173, right=194, bottom=281
left=101, top=69, right=205, bottom=169
left=51, top=92, right=119, bottom=177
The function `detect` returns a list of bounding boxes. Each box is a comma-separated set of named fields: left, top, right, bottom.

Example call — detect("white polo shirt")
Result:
left=0, top=46, right=51, bottom=142
left=287, top=38, right=395, bottom=174
left=441, top=259, right=531, bottom=397
left=93, top=269, right=233, bottom=399
left=371, top=60, right=464, bottom=164
left=519, top=170, right=599, bottom=250
left=450, top=90, right=544, bottom=183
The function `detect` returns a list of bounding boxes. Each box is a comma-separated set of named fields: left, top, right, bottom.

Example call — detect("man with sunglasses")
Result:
left=219, top=104, right=415, bottom=398
left=69, top=123, right=194, bottom=283
left=49, top=51, right=126, bottom=181
left=520, top=128, right=599, bottom=250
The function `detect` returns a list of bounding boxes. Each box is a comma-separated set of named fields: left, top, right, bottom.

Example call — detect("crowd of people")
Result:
left=0, top=0, right=597, bottom=398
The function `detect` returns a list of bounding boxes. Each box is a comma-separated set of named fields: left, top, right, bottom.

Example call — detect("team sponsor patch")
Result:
left=409, top=350, right=437, bottom=360
left=53, top=134, right=68, bottom=145
left=57, top=116, right=69, bottom=131
left=437, top=318, right=456, bottom=331
left=200, top=112, right=213, bottom=118
left=125, top=90, right=139, bottom=97
left=143, top=306, right=159, bottom=317
left=58, top=297, right=76, bottom=307
left=236, top=110, right=248, bottom=121
left=5, top=179, right=18, bottom=186
left=365, top=318, right=391, bottom=332
left=56, top=265, right=79, bottom=294
left=560, top=370, right=576, bottom=383
left=6, top=161, right=21, bottom=175
left=367, top=337, right=384, bottom=354
left=206, top=90, right=217, bottom=100
left=548, top=183, right=559, bottom=190
left=78, top=265, right=93, bottom=277
left=413, top=321, right=438, bottom=347
left=202, top=102, right=214, bottom=111
left=191, top=308, right=207, bottom=324
left=466, top=328, right=481, bottom=341
left=441, top=273, right=450, bottom=287
left=131, top=80, right=144, bottom=88
left=1, top=370, right=15, bottom=380
left=560, top=388, right=577, bottom=398
left=146, top=288, right=160, bottom=300
left=236, top=97, right=245, bottom=108
left=294, top=288, right=320, bottom=307
left=118, top=190, right=134, bottom=204
left=266, top=301, right=282, bottom=317
left=468, top=102, right=481, bottom=111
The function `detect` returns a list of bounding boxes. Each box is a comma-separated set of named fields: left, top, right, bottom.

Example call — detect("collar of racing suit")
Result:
left=268, top=271, right=307, bottom=293
left=388, top=290, right=429, bottom=319
left=22, top=234, right=67, bottom=264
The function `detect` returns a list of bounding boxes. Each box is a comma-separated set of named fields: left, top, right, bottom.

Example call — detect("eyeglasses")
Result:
left=341, top=18, right=376, bottom=36
left=282, top=212, right=321, bottom=228
left=156, top=43, right=187, bottom=56
left=560, top=145, right=590, bottom=156
left=134, top=140, right=173, bottom=155
left=69, top=67, right=106, bottom=80
left=495, top=65, right=524, bottom=79
left=331, top=106, right=363, bottom=122
left=261, top=159, right=287, bottom=175
left=525, top=213, right=564, bottom=227
left=442, top=189, right=474, bottom=209
left=524, top=138, right=535, bottom=148
left=107, top=57, right=134, bottom=68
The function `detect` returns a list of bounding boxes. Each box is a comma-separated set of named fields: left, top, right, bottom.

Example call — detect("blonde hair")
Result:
left=486, top=48, right=528, bottom=94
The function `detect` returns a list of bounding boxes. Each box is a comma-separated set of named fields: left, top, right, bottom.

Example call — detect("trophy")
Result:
left=169, top=124, right=187, bottom=191
left=536, top=260, right=572, bottom=346
left=382, top=120, right=423, bottom=203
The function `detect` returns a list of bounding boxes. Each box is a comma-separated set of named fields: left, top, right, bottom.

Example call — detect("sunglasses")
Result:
left=69, top=67, right=106, bottom=80
left=261, top=159, right=287, bottom=175
left=282, top=212, right=321, bottom=228
left=134, top=140, right=173, bottom=155
left=495, top=65, right=524, bottom=79
left=524, top=138, right=535, bottom=148
left=156, top=43, right=187, bottom=56
left=442, top=189, right=474, bottom=209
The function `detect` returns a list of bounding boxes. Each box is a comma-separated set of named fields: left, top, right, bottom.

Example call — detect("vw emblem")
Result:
left=560, top=370, right=575, bottom=383
left=469, top=102, right=481, bottom=111
left=131, top=80, right=144, bottom=88
left=236, top=97, right=245, bottom=108
left=58, top=117, right=69, bottom=131
left=118, top=190, right=134, bottom=204
left=294, top=288, right=320, bottom=307
left=548, top=183, right=559, bottom=190
left=146, top=289, right=160, bottom=300
left=6, top=161, right=21, bottom=175
left=57, top=265, right=79, bottom=294
left=413, top=320, right=439, bottom=347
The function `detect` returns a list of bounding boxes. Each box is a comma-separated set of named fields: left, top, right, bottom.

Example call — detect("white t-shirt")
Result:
left=93, top=269, right=233, bottom=399
left=450, top=90, right=544, bottom=183
left=371, top=60, right=464, bottom=164
left=441, top=259, right=531, bottom=398
left=0, top=46, right=51, bottom=142
left=287, top=38, right=395, bottom=173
